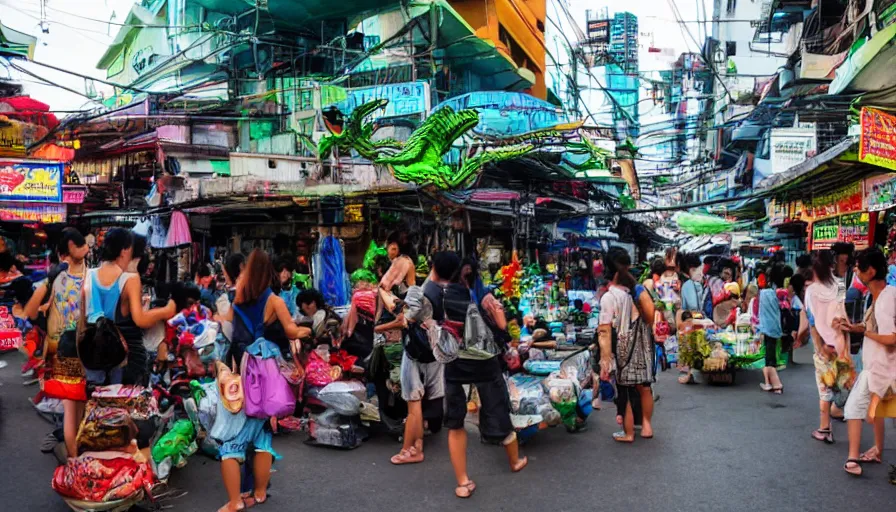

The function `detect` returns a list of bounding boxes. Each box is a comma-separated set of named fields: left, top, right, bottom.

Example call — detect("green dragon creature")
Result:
left=375, top=106, right=535, bottom=189
left=317, top=99, right=402, bottom=160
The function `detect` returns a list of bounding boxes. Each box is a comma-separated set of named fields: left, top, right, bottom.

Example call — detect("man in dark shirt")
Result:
left=438, top=255, right=527, bottom=499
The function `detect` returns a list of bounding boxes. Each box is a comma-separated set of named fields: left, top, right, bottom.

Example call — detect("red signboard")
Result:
left=860, top=107, right=896, bottom=171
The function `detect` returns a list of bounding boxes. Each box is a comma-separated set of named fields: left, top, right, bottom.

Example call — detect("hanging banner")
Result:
left=838, top=212, right=872, bottom=249
left=864, top=173, right=896, bottom=212
left=0, top=202, right=66, bottom=223
left=0, top=161, right=63, bottom=202
left=859, top=107, right=896, bottom=171
left=803, top=182, right=864, bottom=218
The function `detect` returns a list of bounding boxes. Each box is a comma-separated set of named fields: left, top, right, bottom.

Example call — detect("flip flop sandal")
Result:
left=772, top=387, right=784, bottom=395
left=390, top=448, right=424, bottom=465
left=455, top=481, right=476, bottom=498
left=859, top=449, right=881, bottom=463
left=612, top=431, right=634, bottom=443
left=511, top=456, right=528, bottom=473
left=811, top=429, right=834, bottom=444
left=844, top=459, right=863, bottom=476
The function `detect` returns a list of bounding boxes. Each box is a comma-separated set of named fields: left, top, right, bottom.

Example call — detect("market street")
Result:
left=1, top=348, right=892, bottom=512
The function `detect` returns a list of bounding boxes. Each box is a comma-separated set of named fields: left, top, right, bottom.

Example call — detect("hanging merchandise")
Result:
left=149, top=216, right=169, bottom=248
left=314, top=236, right=350, bottom=307
left=133, top=218, right=151, bottom=238
left=166, top=210, right=192, bottom=248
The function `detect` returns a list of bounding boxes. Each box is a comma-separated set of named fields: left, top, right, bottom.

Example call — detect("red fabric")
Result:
left=329, top=350, right=358, bottom=372
left=52, top=455, right=154, bottom=503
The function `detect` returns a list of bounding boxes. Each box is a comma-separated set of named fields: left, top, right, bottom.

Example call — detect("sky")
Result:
left=0, top=0, right=713, bottom=112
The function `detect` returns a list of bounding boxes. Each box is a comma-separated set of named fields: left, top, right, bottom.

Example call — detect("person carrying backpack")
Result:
left=216, top=249, right=309, bottom=512
left=435, top=253, right=527, bottom=499
left=389, top=253, right=455, bottom=466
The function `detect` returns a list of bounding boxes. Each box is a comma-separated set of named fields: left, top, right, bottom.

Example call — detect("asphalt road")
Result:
left=1, top=347, right=894, bottom=512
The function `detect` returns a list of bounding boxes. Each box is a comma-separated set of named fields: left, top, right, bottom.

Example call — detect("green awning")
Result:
left=0, top=20, right=36, bottom=60
left=829, top=22, right=896, bottom=95
left=193, top=0, right=397, bottom=27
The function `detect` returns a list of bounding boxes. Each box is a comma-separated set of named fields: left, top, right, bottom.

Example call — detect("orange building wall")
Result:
left=449, top=0, right=547, bottom=99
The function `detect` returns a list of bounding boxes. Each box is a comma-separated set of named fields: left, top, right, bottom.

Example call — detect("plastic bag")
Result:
left=507, top=374, right=547, bottom=414
left=152, top=419, right=197, bottom=466
left=318, top=392, right=361, bottom=416
left=320, top=380, right=367, bottom=401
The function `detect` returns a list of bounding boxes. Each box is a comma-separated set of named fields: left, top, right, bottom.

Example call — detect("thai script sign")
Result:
left=803, top=182, right=864, bottom=219
left=0, top=202, right=66, bottom=223
left=770, top=128, right=817, bottom=174
left=337, top=81, right=430, bottom=119
left=838, top=212, right=871, bottom=249
left=811, top=212, right=872, bottom=250
left=811, top=217, right=840, bottom=250
left=0, top=161, right=63, bottom=202
left=860, top=107, right=896, bottom=171
left=864, top=173, right=896, bottom=212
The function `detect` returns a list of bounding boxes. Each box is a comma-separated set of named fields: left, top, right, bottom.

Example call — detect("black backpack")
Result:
left=403, top=321, right=436, bottom=363
left=78, top=316, right=128, bottom=371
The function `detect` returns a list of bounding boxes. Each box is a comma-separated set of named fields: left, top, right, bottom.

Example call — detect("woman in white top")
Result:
left=597, top=247, right=656, bottom=442
left=838, top=249, right=896, bottom=476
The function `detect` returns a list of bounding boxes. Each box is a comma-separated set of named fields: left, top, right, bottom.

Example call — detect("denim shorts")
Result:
left=219, top=417, right=280, bottom=462
left=85, top=366, right=123, bottom=386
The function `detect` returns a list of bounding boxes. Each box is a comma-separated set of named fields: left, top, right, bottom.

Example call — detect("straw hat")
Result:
left=216, top=361, right=243, bottom=413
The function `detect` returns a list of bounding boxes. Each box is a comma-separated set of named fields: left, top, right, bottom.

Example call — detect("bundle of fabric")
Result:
left=91, top=385, right=158, bottom=421
left=52, top=452, right=154, bottom=505
left=76, top=403, right=138, bottom=453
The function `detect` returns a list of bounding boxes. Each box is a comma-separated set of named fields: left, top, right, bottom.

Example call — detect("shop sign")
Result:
left=62, top=185, right=87, bottom=204
left=0, top=161, right=63, bottom=202
left=770, top=128, right=817, bottom=174
left=811, top=217, right=840, bottom=250
left=768, top=199, right=805, bottom=226
left=343, top=203, right=364, bottom=223
left=338, top=81, right=430, bottom=119
left=811, top=212, right=873, bottom=250
left=838, top=212, right=871, bottom=249
left=803, top=182, right=864, bottom=218
left=859, top=107, right=896, bottom=171
left=0, top=202, right=66, bottom=223
left=864, top=173, right=896, bottom=212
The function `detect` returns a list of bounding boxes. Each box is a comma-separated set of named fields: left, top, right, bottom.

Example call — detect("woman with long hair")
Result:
left=597, top=247, right=656, bottom=442
left=805, top=250, right=848, bottom=443
left=217, top=249, right=309, bottom=511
